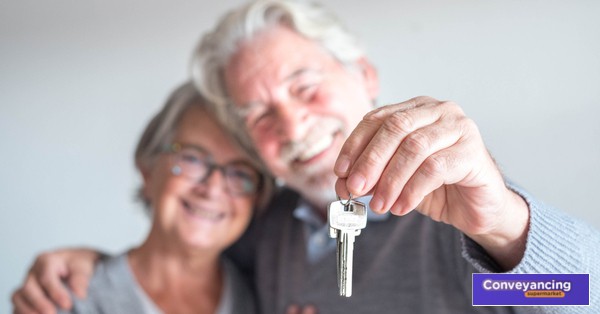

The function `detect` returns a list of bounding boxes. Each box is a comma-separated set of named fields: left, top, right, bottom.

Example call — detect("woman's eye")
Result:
left=181, top=153, right=201, bottom=164
left=229, top=169, right=258, bottom=189
left=230, top=169, right=251, bottom=180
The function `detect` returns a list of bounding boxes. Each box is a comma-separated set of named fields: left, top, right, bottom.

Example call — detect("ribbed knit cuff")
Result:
left=461, top=182, right=582, bottom=274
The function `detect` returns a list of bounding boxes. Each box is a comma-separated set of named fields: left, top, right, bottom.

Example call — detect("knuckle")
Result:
left=422, top=155, right=446, bottom=177
left=11, top=289, right=21, bottom=303
left=440, top=100, right=464, bottom=115
left=37, top=252, right=52, bottom=262
left=360, top=146, right=387, bottom=171
left=385, top=111, right=415, bottom=135
left=34, top=252, right=54, bottom=268
left=23, top=276, right=35, bottom=290
left=437, top=100, right=464, bottom=117
left=439, top=99, right=455, bottom=107
left=38, top=273, right=54, bottom=287
left=438, top=99, right=454, bottom=108
left=460, top=116, right=479, bottom=133
left=402, top=131, right=430, bottom=157
left=362, top=106, right=387, bottom=122
left=413, top=95, right=436, bottom=104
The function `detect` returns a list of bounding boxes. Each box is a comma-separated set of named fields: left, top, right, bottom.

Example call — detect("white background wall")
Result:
left=1, top=0, right=599, bottom=311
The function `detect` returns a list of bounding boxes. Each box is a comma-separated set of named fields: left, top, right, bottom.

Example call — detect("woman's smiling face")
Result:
left=143, top=105, right=257, bottom=253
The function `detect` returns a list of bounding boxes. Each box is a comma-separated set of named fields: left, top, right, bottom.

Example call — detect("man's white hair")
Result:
left=190, top=0, right=365, bottom=128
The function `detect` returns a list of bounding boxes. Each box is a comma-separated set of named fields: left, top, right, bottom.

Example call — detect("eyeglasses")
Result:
left=165, top=143, right=262, bottom=196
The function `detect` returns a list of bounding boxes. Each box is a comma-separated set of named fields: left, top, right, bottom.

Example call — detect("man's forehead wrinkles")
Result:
left=235, top=66, right=321, bottom=116
left=229, top=71, right=271, bottom=111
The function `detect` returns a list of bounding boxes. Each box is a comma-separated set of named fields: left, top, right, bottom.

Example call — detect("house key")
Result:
left=328, top=195, right=367, bottom=297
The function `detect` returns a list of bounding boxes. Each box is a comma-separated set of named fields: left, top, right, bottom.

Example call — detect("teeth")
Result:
left=298, top=134, right=334, bottom=161
left=185, top=203, right=224, bottom=220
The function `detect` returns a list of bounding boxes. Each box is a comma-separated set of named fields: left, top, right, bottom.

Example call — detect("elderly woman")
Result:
left=50, top=82, right=272, bottom=313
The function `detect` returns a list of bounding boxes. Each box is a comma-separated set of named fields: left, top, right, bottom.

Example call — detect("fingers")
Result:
left=286, top=304, right=300, bottom=314
left=335, top=97, right=489, bottom=217
left=30, top=253, right=72, bottom=310
left=391, top=139, right=474, bottom=217
left=286, top=304, right=317, bottom=314
left=334, top=177, right=376, bottom=201
left=336, top=98, right=462, bottom=199
left=336, top=97, right=467, bottom=197
left=12, top=289, right=39, bottom=314
left=13, top=248, right=100, bottom=314
left=368, top=114, right=468, bottom=213
left=334, top=96, right=435, bottom=180
left=300, top=305, right=317, bottom=314
left=12, top=275, right=58, bottom=314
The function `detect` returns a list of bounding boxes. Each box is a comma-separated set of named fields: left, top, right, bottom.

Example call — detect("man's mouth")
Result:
left=182, top=200, right=225, bottom=221
left=296, top=132, right=335, bottom=162
left=279, top=117, right=345, bottom=167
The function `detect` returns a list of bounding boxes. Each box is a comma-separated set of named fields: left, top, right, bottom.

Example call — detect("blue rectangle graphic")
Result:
left=472, top=273, right=589, bottom=306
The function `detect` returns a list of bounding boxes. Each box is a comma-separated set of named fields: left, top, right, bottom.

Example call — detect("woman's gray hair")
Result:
left=190, top=0, right=364, bottom=133
left=134, top=81, right=274, bottom=213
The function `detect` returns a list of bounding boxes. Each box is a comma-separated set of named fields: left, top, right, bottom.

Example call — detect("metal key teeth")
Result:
left=340, top=231, right=351, bottom=296
left=339, top=230, right=358, bottom=297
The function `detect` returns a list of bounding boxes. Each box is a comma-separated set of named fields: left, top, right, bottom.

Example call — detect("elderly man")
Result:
left=12, top=0, right=599, bottom=313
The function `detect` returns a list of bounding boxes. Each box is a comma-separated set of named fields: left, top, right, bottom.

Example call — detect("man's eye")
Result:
left=296, top=84, right=318, bottom=102
left=250, top=109, right=275, bottom=129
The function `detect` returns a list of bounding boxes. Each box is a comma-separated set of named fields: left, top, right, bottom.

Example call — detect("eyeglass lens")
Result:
left=173, top=147, right=259, bottom=195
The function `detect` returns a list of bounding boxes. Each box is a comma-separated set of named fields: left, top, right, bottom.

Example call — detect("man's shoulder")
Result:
left=223, top=188, right=301, bottom=274
left=264, top=187, right=302, bottom=213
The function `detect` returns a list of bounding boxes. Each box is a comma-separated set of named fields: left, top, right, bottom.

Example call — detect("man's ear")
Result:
left=356, top=57, right=380, bottom=100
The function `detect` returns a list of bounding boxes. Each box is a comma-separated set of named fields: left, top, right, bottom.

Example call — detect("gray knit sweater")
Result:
left=58, top=252, right=257, bottom=314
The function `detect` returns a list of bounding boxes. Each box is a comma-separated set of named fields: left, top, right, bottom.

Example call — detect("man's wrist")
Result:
left=467, top=190, right=530, bottom=271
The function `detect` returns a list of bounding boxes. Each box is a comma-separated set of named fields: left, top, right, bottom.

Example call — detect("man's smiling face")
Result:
left=224, top=25, right=378, bottom=207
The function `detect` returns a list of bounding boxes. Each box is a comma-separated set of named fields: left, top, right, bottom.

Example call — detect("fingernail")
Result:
left=334, top=156, right=350, bottom=175
left=369, top=195, right=384, bottom=213
left=347, top=173, right=366, bottom=194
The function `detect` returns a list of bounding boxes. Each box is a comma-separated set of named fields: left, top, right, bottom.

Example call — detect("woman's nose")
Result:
left=194, top=167, right=228, bottom=197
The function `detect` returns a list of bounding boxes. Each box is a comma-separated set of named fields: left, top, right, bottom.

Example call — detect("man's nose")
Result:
left=273, top=100, right=310, bottom=142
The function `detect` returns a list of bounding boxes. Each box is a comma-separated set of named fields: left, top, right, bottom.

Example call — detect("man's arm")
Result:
left=334, top=97, right=599, bottom=311
left=12, top=248, right=102, bottom=314
left=463, top=183, right=600, bottom=313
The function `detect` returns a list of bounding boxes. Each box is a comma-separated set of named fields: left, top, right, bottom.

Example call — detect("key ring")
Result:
left=337, top=193, right=353, bottom=206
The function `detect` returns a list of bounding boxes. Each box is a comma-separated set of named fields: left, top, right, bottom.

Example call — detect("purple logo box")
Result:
left=472, top=273, right=589, bottom=306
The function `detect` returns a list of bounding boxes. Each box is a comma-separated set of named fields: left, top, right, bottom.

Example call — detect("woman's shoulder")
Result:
left=59, top=251, right=153, bottom=314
